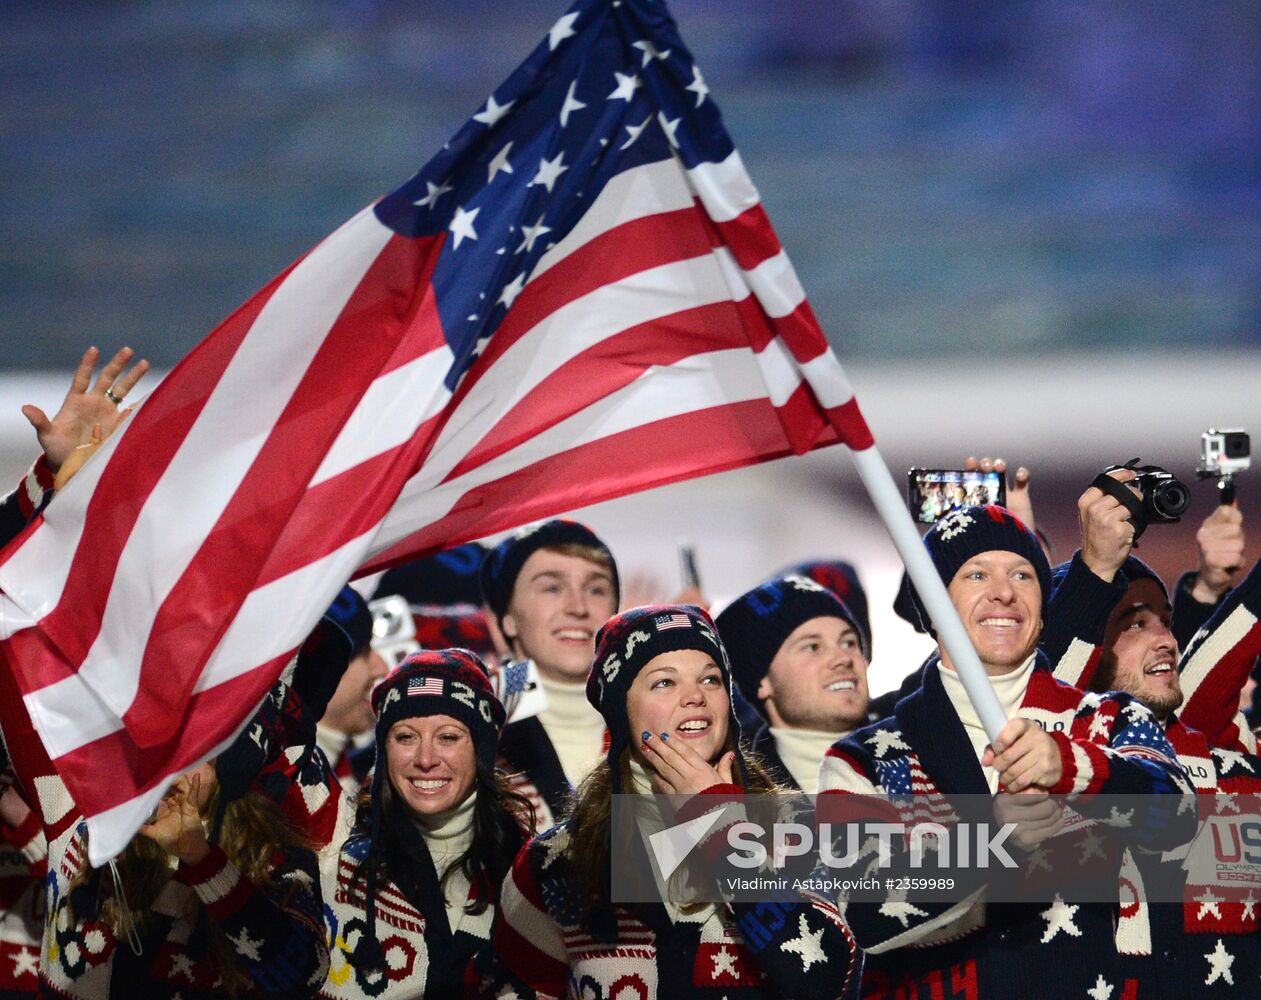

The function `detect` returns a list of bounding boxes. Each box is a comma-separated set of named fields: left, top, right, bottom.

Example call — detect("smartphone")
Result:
left=907, top=469, right=1006, bottom=524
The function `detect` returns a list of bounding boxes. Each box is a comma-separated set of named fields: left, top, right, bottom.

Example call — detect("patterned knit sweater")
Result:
left=1049, top=552, right=1261, bottom=996
left=818, top=656, right=1193, bottom=999
left=0, top=458, right=54, bottom=555
left=0, top=650, right=329, bottom=998
left=485, top=783, right=861, bottom=1000
left=263, top=742, right=518, bottom=998
left=0, top=809, right=44, bottom=998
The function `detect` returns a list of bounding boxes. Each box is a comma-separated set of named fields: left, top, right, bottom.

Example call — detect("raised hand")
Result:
left=640, top=731, right=736, bottom=796
left=1191, top=504, right=1246, bottom=603
left=1077, top=467, right=1140, bottom=582
left=137, top=772, right=210, bottom=865
left=21, top=346, right=150, bottom=473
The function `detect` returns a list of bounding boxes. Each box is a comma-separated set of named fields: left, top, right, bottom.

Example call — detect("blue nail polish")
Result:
left=641, top=731, right=651, bottom=741
left=660, top=732, right=669, bottom=741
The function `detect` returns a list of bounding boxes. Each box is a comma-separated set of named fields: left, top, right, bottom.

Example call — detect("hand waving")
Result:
left=21, top=346, right=149, bottom=473
left=137, top=772, right=210, bottom=866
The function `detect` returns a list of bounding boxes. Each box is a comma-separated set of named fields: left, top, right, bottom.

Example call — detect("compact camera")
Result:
left=1199, top=429, right=1250, bottom=477
left=1092, top=459, right=1190, bottom=541
left=1197, top=428, right=1249, bottom=505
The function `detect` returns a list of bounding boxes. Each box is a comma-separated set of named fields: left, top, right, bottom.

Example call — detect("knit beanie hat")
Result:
left=900, top=505, right=1052, bottom=635
left=370, top=649, right=506, bottom=774
left=586, top=604, right=744, bottom=792
left=375, top=542, right=488, bottom=607
left=1050, top=554, right=1168, bottom=605
left=355, top=648, right=507, bottom=970
left=479, top=519, right=620, bottom=626
left=375, top=542, right=498, bottom=660
left=777, top=559, right=872, bottom=658
left=716, top=574, right=867, bottom=717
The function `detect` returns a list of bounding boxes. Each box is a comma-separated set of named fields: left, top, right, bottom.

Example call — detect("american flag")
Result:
left=0, top=0, right=872, bottom=864
left=407, top=676, right=444, bottom=698
left=653, top=612, right=694, bottom=632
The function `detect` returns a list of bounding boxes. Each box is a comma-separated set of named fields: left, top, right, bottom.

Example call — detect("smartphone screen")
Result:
left=907, top=469, right=1007, bottom=524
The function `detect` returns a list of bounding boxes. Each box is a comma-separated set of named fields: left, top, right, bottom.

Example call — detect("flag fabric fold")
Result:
left=0, top=0, right=872, bottom=864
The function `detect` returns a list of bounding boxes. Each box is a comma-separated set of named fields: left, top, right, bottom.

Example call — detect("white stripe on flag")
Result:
left=369, top=345, right=787, bottom=556
left=531, top=157, right=694, bottom=279
left=311, top=345, right=456, bottom=487
left=65, top=209, right=395, bottom=721
left=685, top=150, right=760, bottom=224
left=744, top=250, right=806, bottom=319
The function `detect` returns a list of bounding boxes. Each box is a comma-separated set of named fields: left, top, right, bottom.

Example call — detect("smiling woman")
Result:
left=317, top=649, right=534, bottom=1000
left=485, top=604, right=863, bottom=999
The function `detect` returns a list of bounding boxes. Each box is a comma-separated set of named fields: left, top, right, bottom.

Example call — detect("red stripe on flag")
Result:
left=49, top=653, right=293, bottom=816
left=709, top=201, right=783, bottom=272
left=6, top=260, right=301, bottom=694
left=826, top=397, right=874, bottom=451
left=444, top=300, right=751, bottom=482
left=362, top=391, right=840, bottom=574
left=463, top=206, right=713, bottom=386
left=123, top=233, right=445, bottom=747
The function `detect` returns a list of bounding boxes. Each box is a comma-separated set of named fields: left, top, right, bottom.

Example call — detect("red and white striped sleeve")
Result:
left=487, top=838, right=570, bottom=1000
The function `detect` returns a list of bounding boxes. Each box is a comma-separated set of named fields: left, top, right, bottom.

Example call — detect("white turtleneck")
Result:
left=770, top=726, right=851, bottom=794
left=412, top=791, right=477, bottom=933
left=938, top=653, right=1037, bottom=794
left=626, top=759, right=718, bottom=925
left=537, top=672, right=606, bottom=786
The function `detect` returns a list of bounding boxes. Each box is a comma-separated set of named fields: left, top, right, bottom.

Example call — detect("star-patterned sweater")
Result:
left=483, top=783, right=861, bottom=1000
left=259, top=741, right=523, bottom=999
left=818, top=655, right=1193, bottom=999
left=0, top=808, right=45, bottom=998
left=1048, top=552, right=1261, bottom=997
left=0, top=655, right=330, bottom=999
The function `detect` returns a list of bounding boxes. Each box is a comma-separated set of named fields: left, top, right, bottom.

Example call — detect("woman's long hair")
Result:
left=67, top=782, right=312, bottom=995
left=565, top=731, right=782, bottom=910
left=349, top=758, right=537, bottom=915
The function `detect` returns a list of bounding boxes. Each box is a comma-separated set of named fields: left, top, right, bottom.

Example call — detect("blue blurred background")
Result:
left=3, top=0, right=1259, bottom=685
left=4, top=0, right=1258, bottom=366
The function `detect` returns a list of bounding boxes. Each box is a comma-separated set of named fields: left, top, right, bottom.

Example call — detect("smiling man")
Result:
left=480, top=519, right=620, bottom=828
left=716, top=574, right=871, bottom=792
left=818, top=505, right=1192, bottom=998
left=1049, top=539, right=1261, bottom=997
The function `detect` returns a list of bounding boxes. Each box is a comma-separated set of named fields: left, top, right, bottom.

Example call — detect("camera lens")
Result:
left=1225, top=432, right=1250, bottom=459
left=1153, top=482, right=1190, bottom=518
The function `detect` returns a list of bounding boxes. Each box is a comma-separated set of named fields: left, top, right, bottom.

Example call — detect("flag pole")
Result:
left=849, top=445, right=1008, bottom=743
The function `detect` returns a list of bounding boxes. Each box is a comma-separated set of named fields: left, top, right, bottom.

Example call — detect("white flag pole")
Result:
left=849, top=444, right=1008, bottom=743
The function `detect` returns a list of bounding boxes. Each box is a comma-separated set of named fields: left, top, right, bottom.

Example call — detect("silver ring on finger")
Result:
left=105, top=388, right=123, bottom=405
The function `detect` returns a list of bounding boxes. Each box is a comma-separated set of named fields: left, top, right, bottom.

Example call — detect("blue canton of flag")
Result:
left=373, top=0, right=733, bottom=389
left=653, top=612, right=693, bottom=632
